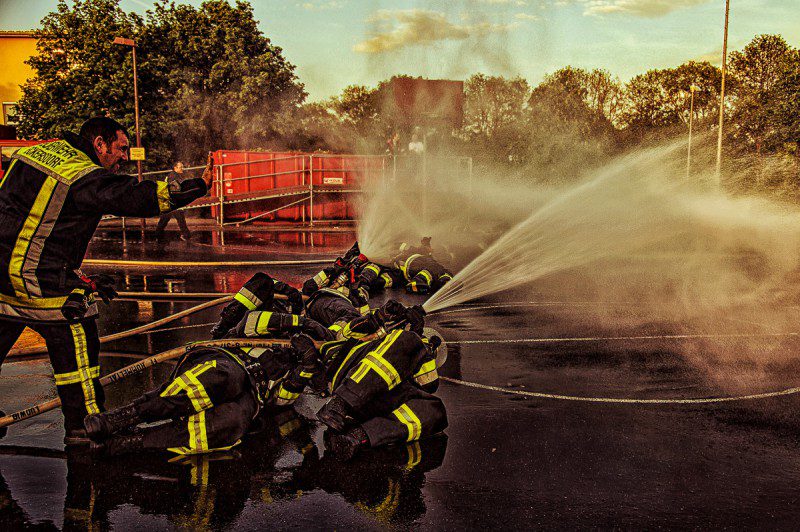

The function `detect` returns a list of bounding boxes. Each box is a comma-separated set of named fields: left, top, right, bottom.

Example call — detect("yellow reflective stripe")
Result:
left=406, top=441, right=422, bottom=470
left=414, top=359, right=437, bottom=377
left=380, top=273, right=393, bottom=287
left=292, top=314, right=299, bottom=327
left=403, top=254, right=422, bottom=278
left=9, top=176, right=57, bottom=297
left=349, top=329, right=402, bottom=388
left=277, top=386, right=299, bottom=401
left=359, top=304, right=370, bottom=315
left=312, top=271, right=328, bottom=286
left=299, top=371, right=314, bottom=379
left=440, top=273, right=452, bottom=282
left=14, top=140, right=100, bottom=183
left=392, top=403, right=422, bottom=442
left=330, top=342, right=369, bottom=391
left=365, top=264, right=380, bottom=275
left=156, top=180, right=171, bottom=213
left=341, top=320, right=366, bottom=340
left=418, top=270, right=433, bottom=285
left=415, top=369, right=439, bottom=386
left=54, top=366, right=100, bottom=385
left=234, top=292, right=258, bottom=310
left=279, top=418, right=301, bottom=437
left=0, top=291, right=69, bottom=309
left=0, top=159, right=16, bottom=189
left=256, top=311, right=273, bottom=334
left=160, top=360, right=217, bottom=413
left=70, top=323, right=99, bottom=415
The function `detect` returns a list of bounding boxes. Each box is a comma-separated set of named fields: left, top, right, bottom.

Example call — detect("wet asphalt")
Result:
left=2, top=229, right=800, bottom=529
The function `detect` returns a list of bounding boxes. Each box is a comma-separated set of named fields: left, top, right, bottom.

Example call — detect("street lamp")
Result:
left=113, top=36, right=145, bottom=240
left=113, top=36, right=142, bottom=184
left=687, top=85, right=700, bottom=179
left=715, top=0, right=731, bottom=183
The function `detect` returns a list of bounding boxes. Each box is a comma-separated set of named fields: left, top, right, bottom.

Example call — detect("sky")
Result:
left=1, top=0, right=799, bottom=101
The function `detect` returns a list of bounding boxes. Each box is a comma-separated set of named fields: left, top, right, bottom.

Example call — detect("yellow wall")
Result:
left=0, top=32, right=37, bottom=125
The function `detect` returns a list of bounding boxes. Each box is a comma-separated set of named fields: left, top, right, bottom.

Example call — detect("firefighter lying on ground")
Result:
left=232, top=299, right=447, bottom=460
left=82, top=334, right=324, bottom=456
left=302, top=241, right=367, bottom=296
left=391, top=240, right=453, bottom=295
left=210, top=272, right=305, bottom=339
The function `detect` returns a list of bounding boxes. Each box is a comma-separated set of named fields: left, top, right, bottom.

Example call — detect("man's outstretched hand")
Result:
left=201, top=153, right=215, bottom=188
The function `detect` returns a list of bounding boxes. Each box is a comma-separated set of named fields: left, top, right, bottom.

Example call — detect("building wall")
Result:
left=0, top=31, right=37, bottom=125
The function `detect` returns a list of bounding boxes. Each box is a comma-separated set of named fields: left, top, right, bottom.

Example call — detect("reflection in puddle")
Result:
left=0, top=410, right=447, bottom=529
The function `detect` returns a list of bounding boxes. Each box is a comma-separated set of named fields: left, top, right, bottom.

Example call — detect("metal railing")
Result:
left=111, top=152, right=472, bottom=244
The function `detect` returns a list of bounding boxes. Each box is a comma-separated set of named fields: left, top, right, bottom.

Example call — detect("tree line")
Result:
left=14, top=0, right=800, bottom=189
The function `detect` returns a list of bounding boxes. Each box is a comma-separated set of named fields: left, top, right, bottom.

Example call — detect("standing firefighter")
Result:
left=0, top=117, right=212, bottom=444
left=83, top=335, right=323, bottom=456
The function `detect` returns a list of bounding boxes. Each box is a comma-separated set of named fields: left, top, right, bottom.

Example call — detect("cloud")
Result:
left=300, top=1, right=343, bottom=10
left=582, top=0, right=711, bottom=18
left=693, top=48, right=723, bottom=66
left=354, top=9, right=517, bottom=54
left=480, top=0, right=528, bottom=5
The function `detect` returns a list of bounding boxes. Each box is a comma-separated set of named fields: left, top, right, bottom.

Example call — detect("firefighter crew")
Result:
left=0, top=117, right=212, bottom=444
left=392, top=242, right=453, bottom=295
left=210, top=272, right=304, bottom=339
left=83, top=333, right=323, bottom=456
left=234, top=298, right=445, bottom=460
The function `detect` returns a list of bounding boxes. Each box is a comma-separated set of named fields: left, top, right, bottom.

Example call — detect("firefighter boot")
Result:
left=84, top=403, right=142, bottom=441
left=326, top=426, right=369, bottom=461
left=90, top=432, right=144, bottom=457
left=317, top=396, right=354, bottom=432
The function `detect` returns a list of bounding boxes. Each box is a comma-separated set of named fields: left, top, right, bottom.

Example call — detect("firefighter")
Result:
left=302, top=241, right=368, bottom=298
left=82, top=334, right=323, bottom=456
left=392, top=241, right=453, bottom=295
left=355, top=260, right=404, bottom=296
left=317, top=325, right=446, bottom=460
left=210, top=272, right=304, bottom=339
left=0, top=117, right=212, bottom=444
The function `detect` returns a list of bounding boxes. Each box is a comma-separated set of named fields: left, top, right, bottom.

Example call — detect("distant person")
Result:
left=0, top=116, right=213, bottom=445
left=408, top=133, right=424, bottom=155
left=155, top=161, right=192, bottom=243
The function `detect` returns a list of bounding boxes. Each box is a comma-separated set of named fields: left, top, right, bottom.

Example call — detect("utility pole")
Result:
left=715, top=0, right=731, bottom=183
left=687, top=85, right=699, bottom=179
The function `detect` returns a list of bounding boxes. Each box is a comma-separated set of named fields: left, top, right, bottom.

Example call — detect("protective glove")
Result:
left=350, top=286, right=369, bottom=309
left=301, top=318, right=332, bottom=341
left=287, top=292, right=304, bottom=315
left=376, top=299, right=406, bottom=324
left=201, top=152, right=215, bottom=188
left=61, top=292, right=89, bottom=322
left=291, top=333, right=318, bottom=362
left=406, top=304, right=426, bottom=334
left=87, top=274, right=117, bottom=304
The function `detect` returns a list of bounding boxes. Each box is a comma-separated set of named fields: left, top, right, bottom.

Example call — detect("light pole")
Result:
left=113, top=36, right=145, bottom=239
left=715, top=0, right=731, bottom=183
left=687, top=85, right=700, bottom=179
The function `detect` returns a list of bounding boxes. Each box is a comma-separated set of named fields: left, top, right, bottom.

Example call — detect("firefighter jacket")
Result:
left=0, top=133, right=207, bottom=322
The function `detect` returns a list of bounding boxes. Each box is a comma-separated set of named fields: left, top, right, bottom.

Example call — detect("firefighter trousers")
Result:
left=0, top=318, right=103, bottom=433
left=134, top=352, right=258, bottom=455
left=332, top=330, right=447, bottom=447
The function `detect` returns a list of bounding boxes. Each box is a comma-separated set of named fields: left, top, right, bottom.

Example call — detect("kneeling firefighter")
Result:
left=83, top=335, right=323, bottom=456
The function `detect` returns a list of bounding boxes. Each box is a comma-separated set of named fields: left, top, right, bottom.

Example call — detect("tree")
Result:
left=16, top=0, right=306, bottom=167
left=728, top=34, right=798, bottom=154
left=460, top=74, right=530, bottom=163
